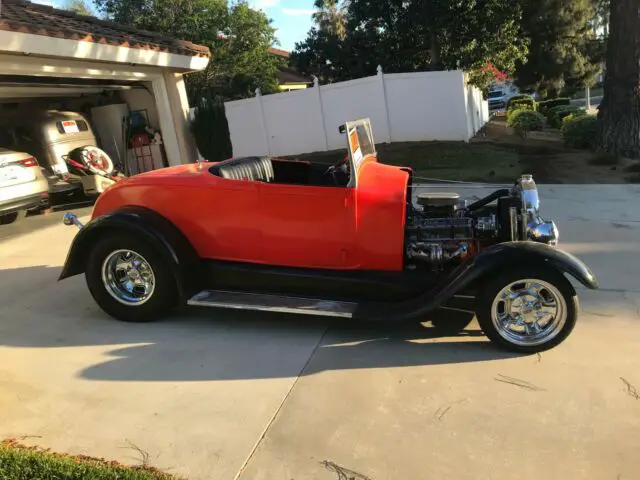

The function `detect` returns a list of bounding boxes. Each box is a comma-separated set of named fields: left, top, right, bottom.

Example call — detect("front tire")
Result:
left=476, top=267, right=578, bottom=353
left=85, top=233, right=179, bottom=322
left=0, top=210, right=26, bottom=225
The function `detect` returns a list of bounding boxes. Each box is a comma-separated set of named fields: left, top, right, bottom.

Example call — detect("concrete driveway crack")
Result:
left=621, top=292, right=640, bottom=318
left=232, top=326, right=330, bottom=480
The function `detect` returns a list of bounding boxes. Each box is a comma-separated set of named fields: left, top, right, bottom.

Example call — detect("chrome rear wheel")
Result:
left=86, top=234, right=178, bottom=323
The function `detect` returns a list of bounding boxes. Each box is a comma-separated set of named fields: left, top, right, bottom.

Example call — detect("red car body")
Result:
left=92, top=146, right=409, bottom=272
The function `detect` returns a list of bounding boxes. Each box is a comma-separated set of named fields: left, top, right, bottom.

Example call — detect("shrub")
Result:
left=547, top=105, right=582, bottom=129
left=562, top=110, right=588, bottom=124
left=538, top=98, right=571, bottom=115
left=191, top=91, right=233, bottom=162
left=506, top=95, right=537, bottom=112
left=561, top=115, right=597, bottom=149
left=507, top=109, right=545, bottom=137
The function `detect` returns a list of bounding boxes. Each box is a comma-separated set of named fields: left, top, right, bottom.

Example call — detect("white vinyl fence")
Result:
left=194, top=67, right=489, bottom=159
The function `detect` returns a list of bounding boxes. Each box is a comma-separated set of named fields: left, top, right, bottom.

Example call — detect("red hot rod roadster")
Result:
left=60, top=118, right=597, bottom=353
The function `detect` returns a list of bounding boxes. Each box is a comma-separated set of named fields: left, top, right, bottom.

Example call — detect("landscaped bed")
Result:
left=0, top=439, right=179, bottom=480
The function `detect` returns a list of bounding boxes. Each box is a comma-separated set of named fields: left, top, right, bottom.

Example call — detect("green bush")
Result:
left=506, top=95, right=537, bottom=112
left=507, top=109, right=545, bottom=137
left=562, top=110, right=588, bottom=125
left=547, top=105, right=582, bottom=129
left=538, top=98, right=571, bottom=116
left=191, top=91, right=233, bottom=162
left=561, top=115, right=597, bottom=149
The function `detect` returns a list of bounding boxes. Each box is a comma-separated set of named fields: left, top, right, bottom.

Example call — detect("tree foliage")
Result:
left=292, top=0, right=529, bottom=91
left=514, top=0, right=604, bottom=97
left=93, top=0, right=283, bottom=102
left=62, top=0, right=94, bottom=16
left=191, top=92, right=233, bottom=161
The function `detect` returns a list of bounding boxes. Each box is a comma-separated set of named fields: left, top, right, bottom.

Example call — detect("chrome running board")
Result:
left=187, top=290, right=358, bottom=318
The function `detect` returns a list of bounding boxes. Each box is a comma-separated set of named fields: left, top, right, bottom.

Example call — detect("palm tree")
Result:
left=313, top=0, right=348, bottom=41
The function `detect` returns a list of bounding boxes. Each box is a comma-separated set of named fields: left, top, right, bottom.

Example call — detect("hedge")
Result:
left=538, top=98, right=571, bottom=115
left=546, top=105, right=583, bottom=129
left=506, top=95, right=537, bottom=112
left=507, top=109, right=545, bottom=137
left=561, top=115, right=597, bottom=149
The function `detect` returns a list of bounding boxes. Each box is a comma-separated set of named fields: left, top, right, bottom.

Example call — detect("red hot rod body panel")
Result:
left=91, top=156, right=410, bottom=272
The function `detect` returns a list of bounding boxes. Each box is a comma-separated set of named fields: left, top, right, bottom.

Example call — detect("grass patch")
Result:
left=589, top=153, right=620, bottom=166
left=624, top=162, right=640, bottom=173
left=0, top=440, right=179, bottom=480
left=378, top=142, right=521, bottom=181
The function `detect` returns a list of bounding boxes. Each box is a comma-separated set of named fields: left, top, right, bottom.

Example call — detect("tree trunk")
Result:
left=596, top=0, right=640, bottom=158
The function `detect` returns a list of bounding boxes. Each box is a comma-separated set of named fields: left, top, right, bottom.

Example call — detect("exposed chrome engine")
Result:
left=405, top=174, right=559, bottom=270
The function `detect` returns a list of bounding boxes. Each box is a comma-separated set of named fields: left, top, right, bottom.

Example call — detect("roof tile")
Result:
left=0, top=0, right=211, bottom=57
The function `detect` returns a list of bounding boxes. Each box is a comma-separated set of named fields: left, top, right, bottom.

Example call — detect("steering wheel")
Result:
left=324, top=153, right=350, bottom=185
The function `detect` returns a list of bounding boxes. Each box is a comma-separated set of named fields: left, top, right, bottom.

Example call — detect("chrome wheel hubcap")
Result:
left=101, top=249, right=155, bottom=306
left=491, top=279, right=566, bottom=346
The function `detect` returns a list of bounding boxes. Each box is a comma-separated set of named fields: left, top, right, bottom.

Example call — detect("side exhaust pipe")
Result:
left=63, top=212, right=84, bottom=230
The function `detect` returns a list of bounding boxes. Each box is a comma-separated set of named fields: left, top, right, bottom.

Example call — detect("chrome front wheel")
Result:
left=477, top=268, right=578, bottom=353
left=490, top=279, right=567, bottom=347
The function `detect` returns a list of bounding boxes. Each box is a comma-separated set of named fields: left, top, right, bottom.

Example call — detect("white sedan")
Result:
left=0, top=148, right=49, bottom=224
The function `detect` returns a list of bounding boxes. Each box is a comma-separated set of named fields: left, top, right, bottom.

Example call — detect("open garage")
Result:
left=0, top=0, right=210, bottom=217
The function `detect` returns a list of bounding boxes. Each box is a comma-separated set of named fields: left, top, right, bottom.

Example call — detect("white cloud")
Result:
left=249, top=0, right=282, bottom=9
left=31, top=0, right=56, bottom=6
left=282, top=8, right=315, bottom=15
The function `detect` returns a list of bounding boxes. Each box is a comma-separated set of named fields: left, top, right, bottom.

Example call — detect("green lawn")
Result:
left=291, top=141, right=523, bottom=183
left=0, top=440, right=179, bottom=480
left=377, top=141, right=522, bottom=182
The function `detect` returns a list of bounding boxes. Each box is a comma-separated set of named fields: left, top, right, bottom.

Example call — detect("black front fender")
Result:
left=355, top=241, right=597, bottom=322
left=456, top=241, right=598, bottom=291
left=59, top=206, right=200, bottom=300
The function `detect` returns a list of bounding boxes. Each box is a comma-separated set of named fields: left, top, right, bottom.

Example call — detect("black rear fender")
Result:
left=59, top=206, right=200, bottom=300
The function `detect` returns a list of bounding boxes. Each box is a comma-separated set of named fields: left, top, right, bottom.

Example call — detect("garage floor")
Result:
left=1, top=186, right=639, bottom=480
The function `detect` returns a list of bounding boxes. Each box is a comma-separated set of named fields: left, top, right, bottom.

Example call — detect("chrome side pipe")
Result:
left=63, top=212, right=84, bottom=230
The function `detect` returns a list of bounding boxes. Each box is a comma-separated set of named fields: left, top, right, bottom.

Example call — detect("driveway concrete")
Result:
left=0, top=185, right=639, bottom=480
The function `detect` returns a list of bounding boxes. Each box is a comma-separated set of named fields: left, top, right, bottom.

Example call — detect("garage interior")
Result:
left=0, top=75, right=168, bottom=176
left=0, top=0, right=211, bottom=210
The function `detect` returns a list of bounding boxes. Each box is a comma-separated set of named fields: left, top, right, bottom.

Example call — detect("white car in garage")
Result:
left=0, top=148, right=49, bottom=224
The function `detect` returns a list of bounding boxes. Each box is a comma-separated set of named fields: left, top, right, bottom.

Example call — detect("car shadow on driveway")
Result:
left=0, top=264, right=631, bottom=383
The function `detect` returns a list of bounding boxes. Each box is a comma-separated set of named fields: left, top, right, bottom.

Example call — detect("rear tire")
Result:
left=476, top=267, right=578, bottom=353
left=85, top=233, right=179, bottom=322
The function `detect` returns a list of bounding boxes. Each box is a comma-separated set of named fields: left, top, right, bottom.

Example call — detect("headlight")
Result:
left=514, top=174, right=559, bottom=245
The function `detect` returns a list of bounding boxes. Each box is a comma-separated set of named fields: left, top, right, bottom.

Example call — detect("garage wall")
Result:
left=119, top=86, right=160, bottom=130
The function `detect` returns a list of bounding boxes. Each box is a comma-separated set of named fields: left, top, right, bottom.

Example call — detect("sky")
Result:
left=32, top=0, right=316, bottom=52
left=249, top=0, right=315, bottom=51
